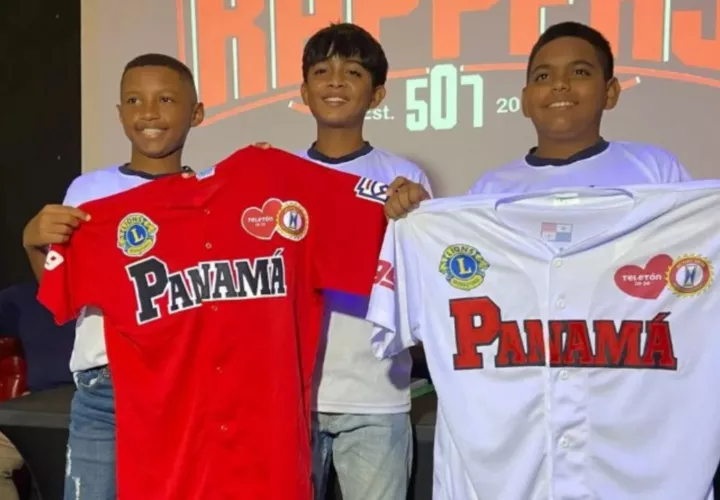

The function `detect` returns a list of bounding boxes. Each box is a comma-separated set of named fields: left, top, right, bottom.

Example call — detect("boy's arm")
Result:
left=384, top=177, right=431, bottom=220
left=23, top=178, right=90, bottom=282
left=23, top=205, right=90, bottom=282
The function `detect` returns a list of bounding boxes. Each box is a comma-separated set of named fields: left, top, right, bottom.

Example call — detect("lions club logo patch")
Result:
left=117, top=213, right=158, bottom=257
left=242, top=198, right=309, bottom=242
left=439, top=244, right=489, bottom=291
left=666, top=254, right=713, bottom=297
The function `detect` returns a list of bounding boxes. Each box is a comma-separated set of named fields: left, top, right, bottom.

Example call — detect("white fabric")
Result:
left=298, top=147, right=431, bottom=413
left=62, top=166, right=152, bottom=373
left=469, top=141, right=692, bottom=194
left=367, top=181, right=720, bottom=500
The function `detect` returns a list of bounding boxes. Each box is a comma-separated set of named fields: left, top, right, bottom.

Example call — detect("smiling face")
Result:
left=118, top=66, right=203, bottom=159
left=522, top=36, right=620, bottom=145
left=300, top=55, right=385, bottom=129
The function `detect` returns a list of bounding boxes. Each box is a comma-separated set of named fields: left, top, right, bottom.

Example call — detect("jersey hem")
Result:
left=313, top=401, right=411, bottom=414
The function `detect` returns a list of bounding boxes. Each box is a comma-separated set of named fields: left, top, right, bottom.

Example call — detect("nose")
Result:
left=551, top=75, right=570, bottom=92
left=140, top=101, right=160, bottom=120
left=328, top=69, right=346, bottom=88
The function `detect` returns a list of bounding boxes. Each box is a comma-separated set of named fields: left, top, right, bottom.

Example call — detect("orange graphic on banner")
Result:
left=176, top=0, right=720, bottom=123
left=673, top=4, right=720, bottom=70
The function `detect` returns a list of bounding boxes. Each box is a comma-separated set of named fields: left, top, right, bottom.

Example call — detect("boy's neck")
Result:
left=313, top=127, right=366, bottom=159
left=127, top=149, right=184, bottom=175
left=533, top=134, right=603, bottom=160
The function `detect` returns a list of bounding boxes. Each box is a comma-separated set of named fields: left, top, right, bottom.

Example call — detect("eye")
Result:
left=348, top=69, right=362, bottom=77
left=159, top=96, right=174, bottom=103
left=313, top=67, right=327, bottom=75
left=126, top=97, right=138, bottom=104
left=574, top=68, right=591, bottom=76
left=534, top=73, right=549, bottom=82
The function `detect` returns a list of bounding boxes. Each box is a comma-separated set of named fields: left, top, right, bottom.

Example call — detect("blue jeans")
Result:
left=64, top=365, right=116, bottom=500
left=312, top=412, right=413, bottom=500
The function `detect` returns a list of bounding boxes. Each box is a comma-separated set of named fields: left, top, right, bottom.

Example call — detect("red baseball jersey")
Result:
left=38, top=146, right=389, bottom=500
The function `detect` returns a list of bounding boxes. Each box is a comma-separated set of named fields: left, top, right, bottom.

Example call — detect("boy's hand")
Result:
left=22, top=205, right=90, bottom=248
left=384, top=177, right=430, bottom=220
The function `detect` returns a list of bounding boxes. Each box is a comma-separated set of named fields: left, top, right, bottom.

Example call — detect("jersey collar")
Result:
left=119, top=164, right=193, bottom=180
left=491, top=187, right=678, bottom=256
left=525, top=139, right=609, bottom=167
left=305, top=142, right=373, bottom=164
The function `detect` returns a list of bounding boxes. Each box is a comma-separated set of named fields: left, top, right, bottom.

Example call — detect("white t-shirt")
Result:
left=62, top=165, right=182, bottom=373
left=367, top=182, right=720, bottom=500
left=469, top=141, right=692, bottom=194
left=297, top=143, right=432, bottom=413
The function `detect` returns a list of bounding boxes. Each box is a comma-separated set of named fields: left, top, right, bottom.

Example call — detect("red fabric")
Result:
left=0, top=338, right=27, bottom=401
left=0, top=356, right=27, bottom=400
left=0, top=338, right=22, bottom=360
left=38, top=147, right=387, bottom=500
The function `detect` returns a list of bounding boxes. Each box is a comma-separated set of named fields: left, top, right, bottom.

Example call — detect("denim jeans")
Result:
left=312, top=412, right=413, bottom=500
left=64, top=365, right=116, bottom=500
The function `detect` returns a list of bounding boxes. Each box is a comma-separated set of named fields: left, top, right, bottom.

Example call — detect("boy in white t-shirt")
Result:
left=22, top=53, right=203, bottom=500
left=298, top=23, right=431, bottom=500
left=385, top=21, right=691, bottom=215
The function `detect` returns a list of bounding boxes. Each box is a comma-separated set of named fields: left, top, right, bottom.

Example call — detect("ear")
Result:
left=300, top=82, right=309, bottom=106
left=116, top=103, right=123, bottom=123
left=191, top=102, right=205, bottom=127
left=521, top=86, right=531, bottom=118
left=369, top=85, right=387, bottom=109
left=604, top=77, right=621, bottom=110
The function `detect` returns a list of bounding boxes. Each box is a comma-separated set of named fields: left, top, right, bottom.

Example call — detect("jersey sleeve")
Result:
left=397, top=158, right=434, bottom=198
left=37, top=232, right=97, bottom=326
left=408, top=167, right=434, bottom=198
left=306, top=164, right=388, bottom=296
left=365, top=220, right=421, bottom=359
left=62, top=176, right=89, bottom=207
left=665, top=155, right=693, bottom=182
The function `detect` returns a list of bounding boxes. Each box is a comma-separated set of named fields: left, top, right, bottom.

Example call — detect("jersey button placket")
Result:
left=200, top=201, right=224, bottom=458
left=550, top=254, right=589, bottom=499
left=203, top=205, right=213, bottom=250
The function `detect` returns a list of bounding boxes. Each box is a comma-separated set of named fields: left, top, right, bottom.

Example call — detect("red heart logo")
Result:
left=241, top=198, right=282, bottom=240
left=614, top=254, right=673, bottom=299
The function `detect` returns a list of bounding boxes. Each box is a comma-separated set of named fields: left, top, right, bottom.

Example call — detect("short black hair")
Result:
left=122, top=53, right=197, bottom=95
left=527, top=22, right=614, bottom=81
left=302, top=23, right=388, bottom=87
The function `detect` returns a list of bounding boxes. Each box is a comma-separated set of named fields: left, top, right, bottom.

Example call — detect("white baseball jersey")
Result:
left=297, top=143, right=432, bottom=413
left=367, top=180, right=720, bottom=500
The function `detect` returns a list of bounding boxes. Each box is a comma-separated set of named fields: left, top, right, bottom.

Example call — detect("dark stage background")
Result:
left=0, top=0, right=81, bottom=289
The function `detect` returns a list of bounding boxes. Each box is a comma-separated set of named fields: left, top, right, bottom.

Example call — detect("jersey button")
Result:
left=220, top=424, right=228, bottom=432
left=211, top=305, right=218, bottom=312
left=553, top=258, right=563, bottom=268
left=205, top=242, right=212, bottom=250
left=559, top=370, right=569, bottom=380
left=204, top=208, right=211, bottom=215
left=559, top=436, right=570, bottom=448
left=555, top=298, right=565, bottom=309
left=216, top=366, right=222, bottom=374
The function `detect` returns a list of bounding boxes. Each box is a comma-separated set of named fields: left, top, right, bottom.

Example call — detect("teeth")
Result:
left=141, top=128, right=163, bottom=138
left=324, top=97, right=345, bottom=103
left=549, top=101, right=574, bottom=108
